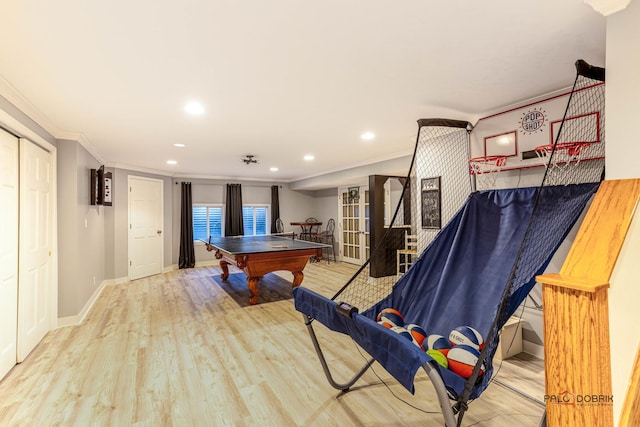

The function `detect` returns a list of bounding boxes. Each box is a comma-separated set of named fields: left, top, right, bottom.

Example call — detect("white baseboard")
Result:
left=56, top=279, right=107, bottom=328
left=523, top=340, right=545, bottom=359
left=163, top=264, right=177, bottom=273
left=195, top=260, right=218, bottom=268
left=115, top=276, right=129, bottom=285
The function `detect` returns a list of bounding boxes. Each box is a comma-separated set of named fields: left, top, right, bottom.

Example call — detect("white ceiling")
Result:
left=0, top=1, right=605, bottom=186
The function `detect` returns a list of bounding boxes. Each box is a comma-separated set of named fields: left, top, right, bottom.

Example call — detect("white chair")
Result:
left=397, top=234, right=417, bottom=277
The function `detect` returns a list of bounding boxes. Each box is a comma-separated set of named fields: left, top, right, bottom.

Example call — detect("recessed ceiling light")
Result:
left=166, top=160, right=177, bottom=165
left=270, top=167, right=279, bottom=172
left=304, top=155, right=314, bottom=161
left=184, top=101, right=204, bottom=115
left=361, top=131, right=375, bottom=140
left=173, top=143, right=186, bottom=147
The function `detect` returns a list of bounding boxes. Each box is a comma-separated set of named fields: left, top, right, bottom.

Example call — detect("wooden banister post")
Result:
left=538, top=274, right=612, bottom=426
left=537, top=179, right=640, bottom=427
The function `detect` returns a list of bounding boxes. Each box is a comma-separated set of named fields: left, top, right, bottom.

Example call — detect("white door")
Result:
left=338, top=186, right=370, bottom=265
left=18, top=138, right=54, bottom=362
left=0, top=129, right=18, bottom=377
left=128, top=176, right=163, bottom=280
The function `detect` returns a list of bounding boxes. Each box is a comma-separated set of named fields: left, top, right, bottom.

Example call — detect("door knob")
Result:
left=157, top=230, right=162, bottom=234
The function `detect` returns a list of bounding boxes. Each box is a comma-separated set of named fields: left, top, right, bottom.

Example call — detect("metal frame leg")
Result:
left=538, top=410, right=546, bottom=427
left=422, top=363, right=457, bottom=427
left=303, top=315, right=375, bottom=391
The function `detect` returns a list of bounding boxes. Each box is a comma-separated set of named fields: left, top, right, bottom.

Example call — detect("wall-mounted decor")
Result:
left=421, top=177, right=441, bottom=229
left=103, top=171, right=112, bottom=206
left=348, top=186, right=360, bottom=202
left=90, top=166, right=102, bottom=205
left=90, top=166, right=112, bottom=206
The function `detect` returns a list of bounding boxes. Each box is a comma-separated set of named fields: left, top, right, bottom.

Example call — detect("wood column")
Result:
left=618, top=344, right=640, bottom=427
left=537, top=179, right=640, bottom=427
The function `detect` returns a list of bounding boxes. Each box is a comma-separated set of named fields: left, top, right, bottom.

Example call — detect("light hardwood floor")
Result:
left=0, top=262, right=544, bottom=426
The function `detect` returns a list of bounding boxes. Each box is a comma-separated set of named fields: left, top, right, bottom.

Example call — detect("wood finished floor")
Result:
left=0, top=262, right=545, bottom=426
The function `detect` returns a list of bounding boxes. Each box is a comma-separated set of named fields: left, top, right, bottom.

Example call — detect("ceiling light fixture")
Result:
left=173, top=143, right=186, bottom=147
left=184, top=101, right=204, bottom=115
left=304, top=155, right=314, bottom=161
left=166, top=160, right=177, bottom=165
left=241, top=155, right=258, bottom=165
left=361, top=131, right=375, bottom=140
left=270, top=167, right=278, bottom=172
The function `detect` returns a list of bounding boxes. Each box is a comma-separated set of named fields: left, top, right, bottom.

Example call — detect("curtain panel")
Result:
left=270, top=185, right=280, bottom=233
left=225, top=183, right=244, bottom=236
left=178, top=182, right=195, bottom=269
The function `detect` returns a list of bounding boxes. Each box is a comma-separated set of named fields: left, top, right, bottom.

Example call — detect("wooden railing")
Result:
left=537, top=179, right=640, bottom=427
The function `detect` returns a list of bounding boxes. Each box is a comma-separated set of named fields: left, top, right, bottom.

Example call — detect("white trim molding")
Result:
left=584, top=0, right=633, bottom=16
left=56, top=279, right=107, bottom=328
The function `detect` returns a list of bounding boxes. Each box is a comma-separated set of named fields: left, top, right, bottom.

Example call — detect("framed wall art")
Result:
left=421, top=176, right=441, bottom=229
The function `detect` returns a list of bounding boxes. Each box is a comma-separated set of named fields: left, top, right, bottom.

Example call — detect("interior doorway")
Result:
left=0, top=129, right=18, bottom=377
left=128, top=176, right=164, bottom=280
left=17, top=138, right=55, bottom=362
left=338, top=186, right=369, bottom=265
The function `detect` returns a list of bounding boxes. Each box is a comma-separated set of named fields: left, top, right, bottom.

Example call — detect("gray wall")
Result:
left=56, top=139, right=105, bottom=317
left=171, top=178, right=316, bottom=264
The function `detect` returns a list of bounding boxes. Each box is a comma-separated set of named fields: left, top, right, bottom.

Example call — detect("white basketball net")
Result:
left=469, top=156, right=506, bottom=191
left=534, top=142, right=592, bottom=186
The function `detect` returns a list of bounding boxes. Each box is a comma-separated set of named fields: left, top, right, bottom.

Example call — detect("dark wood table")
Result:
left=205, top=235, right=328, bottom=305
left=290, top=221, right=322, bottom=241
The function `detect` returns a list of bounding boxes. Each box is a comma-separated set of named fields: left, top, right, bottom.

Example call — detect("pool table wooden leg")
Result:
left=292, top=271, right=304, bottom=288
left=247, top=276, right=260, bottom=305
left=219, top=259, right=230, bottom=281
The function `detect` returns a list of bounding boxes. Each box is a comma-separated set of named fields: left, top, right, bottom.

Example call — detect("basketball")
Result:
left=376, top=308, right=404, bottom=328
left=449, top=326, right=484, bottom=350
left=447, top=345, right=485, bottom=379
left=426, top=349, right=448, bottom=369
left=377, top=320, right=393, bottom=329
left=426, top=334, right=452, bottom=356
left=406, top=324, right=427, bottom=349
left=390, top=326, right=413, bottom=342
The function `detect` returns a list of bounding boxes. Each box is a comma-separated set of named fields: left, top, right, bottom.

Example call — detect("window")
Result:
left=242, top=205, right=269, bottom=236
left=193, top=205, right=223, bottom=241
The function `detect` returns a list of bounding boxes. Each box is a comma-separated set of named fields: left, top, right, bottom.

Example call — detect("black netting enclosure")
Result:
left=293, top=60, right=605, bottom=427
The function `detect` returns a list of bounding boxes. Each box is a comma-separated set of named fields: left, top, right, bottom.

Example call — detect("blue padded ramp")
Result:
left=294, top=183, right=599, bottom=399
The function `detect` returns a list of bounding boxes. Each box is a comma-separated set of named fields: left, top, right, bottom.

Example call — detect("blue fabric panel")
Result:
left=294, top=183, right=599, bottom=400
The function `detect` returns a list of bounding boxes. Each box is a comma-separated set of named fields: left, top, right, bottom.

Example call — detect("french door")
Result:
left=338, top=186, right=370, bottom=265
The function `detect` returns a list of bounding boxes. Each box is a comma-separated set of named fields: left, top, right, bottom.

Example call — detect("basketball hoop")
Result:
left=534, top=142, right=591, bottom=164
left=469, top=155, right=507, bottom=190
left=535, top=142, right=592, bottom=185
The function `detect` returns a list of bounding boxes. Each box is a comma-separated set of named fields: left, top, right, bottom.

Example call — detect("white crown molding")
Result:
left=291, top=147, right=414, bottom=183
left=172, top=172, right=290, bottom=183
left=0, top=73, right=62, bottom=136
left=106, top=162, right=179, bottom=177
left=0, top=72, right=110, bottom=164
left=57, top=130, right=105, bottom=164
left=584, top=0, right=632, bottom=16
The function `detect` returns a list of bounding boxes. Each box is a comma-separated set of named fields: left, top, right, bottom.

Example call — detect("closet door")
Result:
left=18, top=138, right=54, bottom=361
left=0, top=129, right=18, bottom=378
